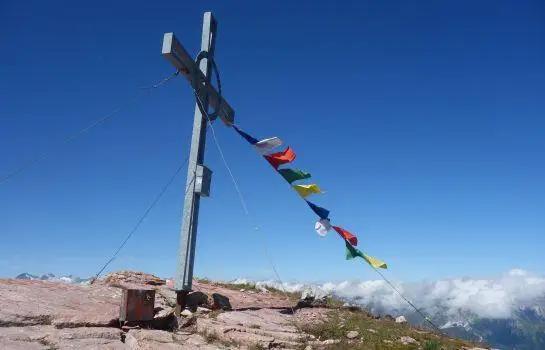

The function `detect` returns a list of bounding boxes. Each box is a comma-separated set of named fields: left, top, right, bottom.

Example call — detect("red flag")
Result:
left=333, top=226, right=358, bottom=246
left=263, top=147, right=296, bottom=169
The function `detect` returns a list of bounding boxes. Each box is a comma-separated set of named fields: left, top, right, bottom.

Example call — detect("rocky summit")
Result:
left=0, top=271, right=488, bottom=349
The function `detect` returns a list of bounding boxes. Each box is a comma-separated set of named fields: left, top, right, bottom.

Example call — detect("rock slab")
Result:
left=346, top=330, right=359, bottom=339
left=0, top=279, right=120, bottom=328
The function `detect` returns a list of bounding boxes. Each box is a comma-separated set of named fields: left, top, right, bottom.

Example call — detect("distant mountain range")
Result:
left=233, top=270, right=545, bottom=350
left=15, top=273, right=91, bottom=285
left=371, top=296, right=545, bottom=350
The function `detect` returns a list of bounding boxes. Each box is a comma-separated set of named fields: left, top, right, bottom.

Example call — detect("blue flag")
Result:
left=306, top=200, right=330, bottom=219
left=233, top=125, right=258, bottom=144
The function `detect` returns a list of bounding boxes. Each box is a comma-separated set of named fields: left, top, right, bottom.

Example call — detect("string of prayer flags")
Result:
left=306, top=200, right=330, bottom=219
left=255, top=137, right=283, bottom=154
left=293, top=184, right=322, bottom=198
left=233, top=125, right=259, bottom=145
left=345, top=240, right=387, bottom=269
left=264, top=147, right=296, bottom=169
left=333, top=226, right=358, bottom=246
left=279, top=169, right=311, bottom=184
left=315, top=218, right=332, bottom=237
left=231, top=123, right=389, bottom=272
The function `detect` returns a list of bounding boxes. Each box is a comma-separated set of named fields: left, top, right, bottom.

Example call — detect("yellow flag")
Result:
left=363, top=254, right=388, bottom=269
left=293, top=184, right=322, bottom=198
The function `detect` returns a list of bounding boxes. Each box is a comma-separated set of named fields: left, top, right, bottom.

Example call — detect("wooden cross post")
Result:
left=162, top=12, right=235, bottom=315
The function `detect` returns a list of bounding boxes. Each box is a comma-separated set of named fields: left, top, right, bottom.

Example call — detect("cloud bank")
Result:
left=231, top=269, right=545, bottom=320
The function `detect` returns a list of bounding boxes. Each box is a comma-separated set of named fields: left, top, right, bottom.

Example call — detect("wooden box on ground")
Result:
left=117, top=283, right=155, bottom=322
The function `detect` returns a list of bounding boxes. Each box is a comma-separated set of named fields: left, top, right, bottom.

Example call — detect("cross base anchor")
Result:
left=174, top=290, right=190, bottom=317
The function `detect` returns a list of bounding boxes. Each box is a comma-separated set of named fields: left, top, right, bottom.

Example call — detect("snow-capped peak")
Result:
left=15, top=273, right=91, bottom=285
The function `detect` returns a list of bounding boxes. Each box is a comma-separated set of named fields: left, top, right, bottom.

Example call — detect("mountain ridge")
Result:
left=15, top=272, right=91, bottom=285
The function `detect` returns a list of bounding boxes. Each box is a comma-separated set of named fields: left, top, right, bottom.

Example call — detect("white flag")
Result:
left=254, top=137, right=283, bottom=154
left=315, top=219, right=332, bottom=237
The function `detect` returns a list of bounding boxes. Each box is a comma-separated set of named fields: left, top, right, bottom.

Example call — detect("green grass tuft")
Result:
left=423, top=339, right=442, bottom=350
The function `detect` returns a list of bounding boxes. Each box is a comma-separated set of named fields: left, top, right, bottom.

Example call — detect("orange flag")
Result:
left=333, top=226, right=358, bottom=246
left=263, top=147, right=296, bottom=169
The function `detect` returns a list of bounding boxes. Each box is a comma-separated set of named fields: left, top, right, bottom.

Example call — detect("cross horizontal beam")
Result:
left=162, top=32, right=235, bottom=124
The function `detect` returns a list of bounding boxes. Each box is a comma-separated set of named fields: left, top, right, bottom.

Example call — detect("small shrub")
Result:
left=423, top=339, right=441, bottom=350
left=222, top=282, right=257, bottom=291
left=301, top=311, right=345, bottom=340
left=326, top=296, right=345, bottom=309
left=194, top=277, right=211, bottom=284
left=199, top=331, right=218, bottom=343
left=265, top=286, right=301, bottom=300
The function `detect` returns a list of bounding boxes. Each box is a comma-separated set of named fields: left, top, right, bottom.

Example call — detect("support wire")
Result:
left=90, top=155, right=190, bottom=284
left=0, top=71, right=180, bottom=186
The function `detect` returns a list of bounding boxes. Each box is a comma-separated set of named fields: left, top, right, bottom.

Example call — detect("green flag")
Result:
left=345, top=240, right=364, bottom=260
left=278, top=168, right=311, bottom=184
left=345, top=240, right=388, bottom=269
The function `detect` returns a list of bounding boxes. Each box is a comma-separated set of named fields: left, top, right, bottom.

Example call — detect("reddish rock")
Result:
left=0, top=325, right=126, bottom=349
left=0, top=279, right=120, bottom=328
left=97, top=271, right=166, bottom=286
left=0, top=339, right=48, bottom=349
left=125, top=329, right=222, bottom=349
left=0, top=271, right=331, bottom=349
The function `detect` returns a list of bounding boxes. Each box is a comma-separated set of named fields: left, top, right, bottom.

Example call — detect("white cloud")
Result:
left=231, top=269, right=545, bottom=320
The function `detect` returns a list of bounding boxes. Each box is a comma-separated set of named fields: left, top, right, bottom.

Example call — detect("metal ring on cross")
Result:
left=193, top=51, right=222, bottom=121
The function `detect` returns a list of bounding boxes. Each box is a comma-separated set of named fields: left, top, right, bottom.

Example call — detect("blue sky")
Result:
left=0, top=1, right=543, bottom=283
